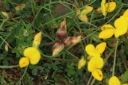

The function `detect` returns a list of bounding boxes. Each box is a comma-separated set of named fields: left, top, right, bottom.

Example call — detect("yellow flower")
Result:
left=19, top=47, right=41, bottom=68
left=92, top=69, right=103, bottom=81
left=24, top=47, right=41, bottom=64
left=78, top=56, right=86, bottom=69
left=109, top=76, right=128, bottom=85
left=33, top=32, right=42, bottom=48
left=114, top=17, right=128, bottom=38
left=99, top=17, right=128, bottom=39
left=97, top=0, right=116, bottom=16
left=78, top=6, right=93, bottom=22
left=85, top=42, right=106, bottom=57
left=99, top=24, right=115, bottom=39
left=19, top=57, right=29, bottom=68
left=88, top=57, right=104, bottom=72
left=121, top=9, right=128, bottom=25
left=109, top=76, right=120, bottom=85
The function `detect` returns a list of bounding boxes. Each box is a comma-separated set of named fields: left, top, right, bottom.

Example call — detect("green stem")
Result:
left=0, top=65, right=19, bottom=68
left=112, top=39, right=119, bottom=76
left=16, top=66, right=28, bottom=85
left=90, top=78, right=95, bottom=85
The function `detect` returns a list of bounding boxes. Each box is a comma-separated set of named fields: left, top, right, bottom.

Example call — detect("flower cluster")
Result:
left=99, top=9, right=128, bottom=39
left=19, top=32, right=42, bottom=68
left=52, top=19, right=82, bottom=56
left=77, top=0, right=128, bottom=84
left=96, top=0, right=116, bottom=16
left=86, top=42, right=106, bottom=81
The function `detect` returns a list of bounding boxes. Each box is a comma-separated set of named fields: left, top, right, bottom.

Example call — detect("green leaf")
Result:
left=32, top=68, right=38, bottom=76
left=0, top=54, right=4, bottom=60
left=121, top=70, right=128, bottom=83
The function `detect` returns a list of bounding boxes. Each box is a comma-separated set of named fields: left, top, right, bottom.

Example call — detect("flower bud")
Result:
left=1, top=12, right=9, bottom=19
left=52, top=42, right=64, bottom=56
left=19, top=57, right=29, bottom=68
left=33, top=32, right=42, bottom=48
left=78, top=56, right=86, bottom=69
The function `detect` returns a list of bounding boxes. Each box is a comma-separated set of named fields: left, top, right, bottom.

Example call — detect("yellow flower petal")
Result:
left=101, top=0, right=106, bottom=16
left=88, top=57, right=104, bottom=72
left=78, top=6, right=93, bottom=22
left=85, top=44, right=99, bottom=57
left=84, top=6, right=93, bottom=14
left=123, top=9, right=128, bottom=17
left=19, top=57, right=29, bottom=68
left=78, top=14, right=88, bottom=22
left=96, top=42, right=106, bottom=54
left=101, top=24, right=115, bottom=30
left=85, top=44, right=95, bottom=53
left=29, top=54, right=41, bottom=64
left=24, top=47, right=40, bottom=57
left=99, top=29, right=115, bottom=39
left=105, top=2, right=116, bottom=12
left=92, top=69, right=103, bottom=81
left=33, top=32, right=42, bottom=48
left=114, top=17, right=128, bottom=38
left=109, top=76, right=120, bottom=85
left=24, top=47, right=41, bottom=64
left=123, top=84, right=128, bottom=85
left=120, top=16, right=128, bottom=25
left=78, top=56, right=86, bottom=69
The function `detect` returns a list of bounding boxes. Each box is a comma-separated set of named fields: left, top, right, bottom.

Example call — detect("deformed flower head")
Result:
left=56, top=19, right=67, bottom=39
left=78, top=56, right=86, bottom=69
left=52, top=42, right=64, bottom=56
left=19, top=57, right=29, bottom=68
left=70, top=35, right=82, bottom=45
left=92, top=69, right=103, bottom=81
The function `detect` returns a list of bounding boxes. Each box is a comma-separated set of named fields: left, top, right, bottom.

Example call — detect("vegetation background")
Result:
left=0, top=0, right=128, bottom=85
